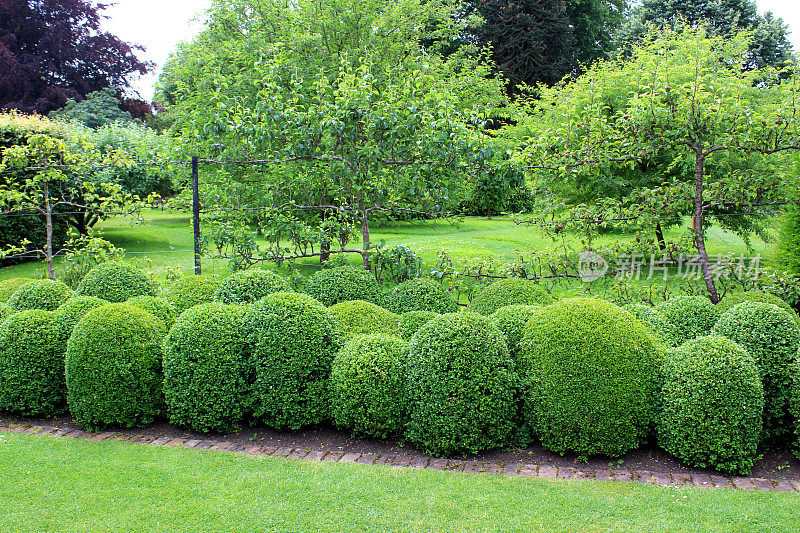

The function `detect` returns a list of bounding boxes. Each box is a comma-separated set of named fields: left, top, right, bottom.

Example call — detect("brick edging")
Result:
left=2, top=422, right=797, bottom=492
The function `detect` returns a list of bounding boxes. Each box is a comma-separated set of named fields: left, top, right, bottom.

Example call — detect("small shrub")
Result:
left=519, top=298, right=663, bottom=458
left=330, top=335, right=408, bottom=439
left=245, top=292, right=340, bottom=429
left=469, top=278, right=554, bottom=316
left=0, top=278, right=31, bottom=302
left=490, top=304, right=541, bottom=362
left=406, top=313, right=518, bottom=456
left=77, top=263, right=158, bottom=303
left=658, top=336, right=763, bottom=475
left=328, top=300, right=400, bottom=336
left=655, top=295, right=720, bottom=345
left=127, top=295, right=178, bottom=331
left=163, top=303, right=249, bottom=433
left=0, top=303, right=11, bottom=322
left=383, top=278, right=458, bottom=314
left=718, top=290, right=800, bottom=328
left=711, top=301, right=800, bottom=442
left=53, top=296, right=107, bottom=342
left=164, top=275, right=220, bottom=313
left=398, top=311, right=439, bottom=340
left=214, top=269, right=290, bottom=304
left=623, top=303, right=680, bottom=347
left=0, top=310, right=65, bottom=415
left=65, top=303, right=166, bottom=431
left=304, top=266, right=382, bottom=306
left=7, top=279, right=75, bottom=311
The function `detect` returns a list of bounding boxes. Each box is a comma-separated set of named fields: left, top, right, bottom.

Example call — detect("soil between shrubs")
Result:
left=5, top=413, right=799, bottom=481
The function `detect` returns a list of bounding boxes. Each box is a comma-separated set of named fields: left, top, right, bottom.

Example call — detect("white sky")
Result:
left=100, top=0, right=800, bottom=102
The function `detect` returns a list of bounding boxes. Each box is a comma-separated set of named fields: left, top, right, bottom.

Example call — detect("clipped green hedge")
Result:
left=718, top=290, right=800, bottom=328
left=8, top=279, right=75, bottom=311
left=328, top=300, right=399, bottom=336
left=0, top=310, right=65, bottom=416
left=330, top=334, right=408, bottom=439
left=0, top=277, right=31, bottom=302
left=655, top=296, right=720, bottom=345
left=519, top=298, right=663, bottom=458
left=383, top=278, right=458, bottom=314
left=469, top=278, right=554, bottom=316
left=658, top=336, right=763, bottom=475
left=790, top=357, right=800, bottom=459
left=490, top=304, right=541, bottom=362
left=406, top=313, right=518, bottom=457
left=52, top=296, right=107, bottom=342
left=65, top=303, right=166, bottom=431
left=127, top=295, right=177, bottom=331
left=245, top=292, right=340, bottom=429
left=623, top=303, right=681, bottom=347
left=0, top=303, right=11, bottom=322
left=214, top=269, right=290, bottom=304
left=304, top=266, right=382, bottom=306
left=77, top=263, right=158, bottom=303
left=164, top=275, right=220, bottom=313
left=163, top=303, right=249, bottom=433
left=711, top=301, right=800, bottom=443
left=398, top=311, right=439, bottom=340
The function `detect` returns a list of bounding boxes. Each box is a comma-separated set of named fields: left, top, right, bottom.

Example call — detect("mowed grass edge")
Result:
left=0, top=433, right=796, bottom=532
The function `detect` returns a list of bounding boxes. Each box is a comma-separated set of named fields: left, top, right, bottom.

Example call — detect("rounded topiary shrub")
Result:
left=214, top=269, right=290, bottom=304
left=790, top=357, right=800, bottom=459
left=77, top=263, right=158, bottom=303
left=398, top=311, right=439, bottom=340
left=718, top=290, right=800, bottom=328
left=0, top=278, right=31, bottom=303
left=330, top=334, right=408, bottom=439
left=8, top=279, right=75, bottom=311
left=0, top=303, right=11, bottom=323
left=328, top=300, right=399, bottom=336
left=53, top=296, right=107, bottom=342
left=0, top=310, right=65, bottom=416
left=304, top=266, right=382, bottom=306
left=519, top=298, right=663, bottom=458
left=658, top=336, right=763, bottom=475
left=383, top=278, right=458, bottom=314
left=405, top=313, right=518, bottom=456
left=655, top=295, right=720, bottom=345
left=127, top=295, right=178, bottom=331
left=711, top=301, right=800, bottom=443
left=163, top=303, right=249, bottom=433
left=469, top=278, right=554, bottom=316
left=623, top=303, right=681, bottom=347
left=490, top=304, right=541, bottom=362
left=65, top=303, right=166, bottom=431
left=245, top=292, right=340, bottom=429
left=164, top=275, right=220, bottom=313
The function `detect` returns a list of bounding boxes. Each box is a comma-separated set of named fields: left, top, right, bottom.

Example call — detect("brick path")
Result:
left=2, top=421, right=798, bottom=492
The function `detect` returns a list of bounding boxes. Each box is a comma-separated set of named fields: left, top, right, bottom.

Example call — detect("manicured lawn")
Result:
left=0, top=433, right=796, bottom=532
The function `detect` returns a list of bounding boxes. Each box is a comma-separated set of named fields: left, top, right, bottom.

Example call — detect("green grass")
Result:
left=0, top=432, right=796, bottom=532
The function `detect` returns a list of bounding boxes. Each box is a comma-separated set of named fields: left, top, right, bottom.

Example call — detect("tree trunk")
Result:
left=319, top=209, right=330, bottom=264
left=655, top=222, right=666, bottom=251
left=358, top=188, right=370, bottom=270
left=693, top=148, right=719, bottom=303
left=43, top=182, right=55, bottom=280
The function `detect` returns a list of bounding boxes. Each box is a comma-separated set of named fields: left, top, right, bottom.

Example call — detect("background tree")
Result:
left=0, top=0, right=151, bottom=115
left=50, top=88, right=136, bottom=129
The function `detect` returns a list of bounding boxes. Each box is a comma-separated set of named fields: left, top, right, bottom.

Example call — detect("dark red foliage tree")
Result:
left=0, top=0, right=151, bottom=115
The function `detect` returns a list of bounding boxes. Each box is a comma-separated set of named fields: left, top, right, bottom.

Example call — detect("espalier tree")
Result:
left=517, top=27, right=800, bottom=302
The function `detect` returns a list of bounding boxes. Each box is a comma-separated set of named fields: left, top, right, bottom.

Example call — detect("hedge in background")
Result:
left=490, top=304, right=541, bottom=362
left=623, top=303, right=681, bottom=347
left=245, top=292, right=340, bottom=429
left=469, top=278, right=554, bottom=316
left=519, top=298, right=663, bottom=458
left=328, top=300, right=399, bottom=337
left=127, top=295, right=177, bottom=331
left=658, top=336, right=763, bottom=475
left=398, top=311, right=439, bottom=340
left=53, top=296, right=107, bottom=342
left=0, top=278, right=31, bottom=302
left=711, top=301, right=800, bottom=443
left=164, top=275, right=220, bottom=313
left=304, top=266, right=382, bottom=307
left=330, top=335, right=408, bottom=439
left=65, top=303, right=166, bottom=431
left=717, top=290, right=800, bottom=328
left=7, top=279, right=75, bottom=311
left=77, top=263, right=158, bottom=303
left=655, top=295, right=720, bottom=345
left=214, top=269, right=290, bottom=304
left=383, top=278, right=458, bottom=314
left=0, top=310, right=65, bottom=416
left=406, top=313, right=518, bottom=457
left=163, top=303, right=249, bottom=433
